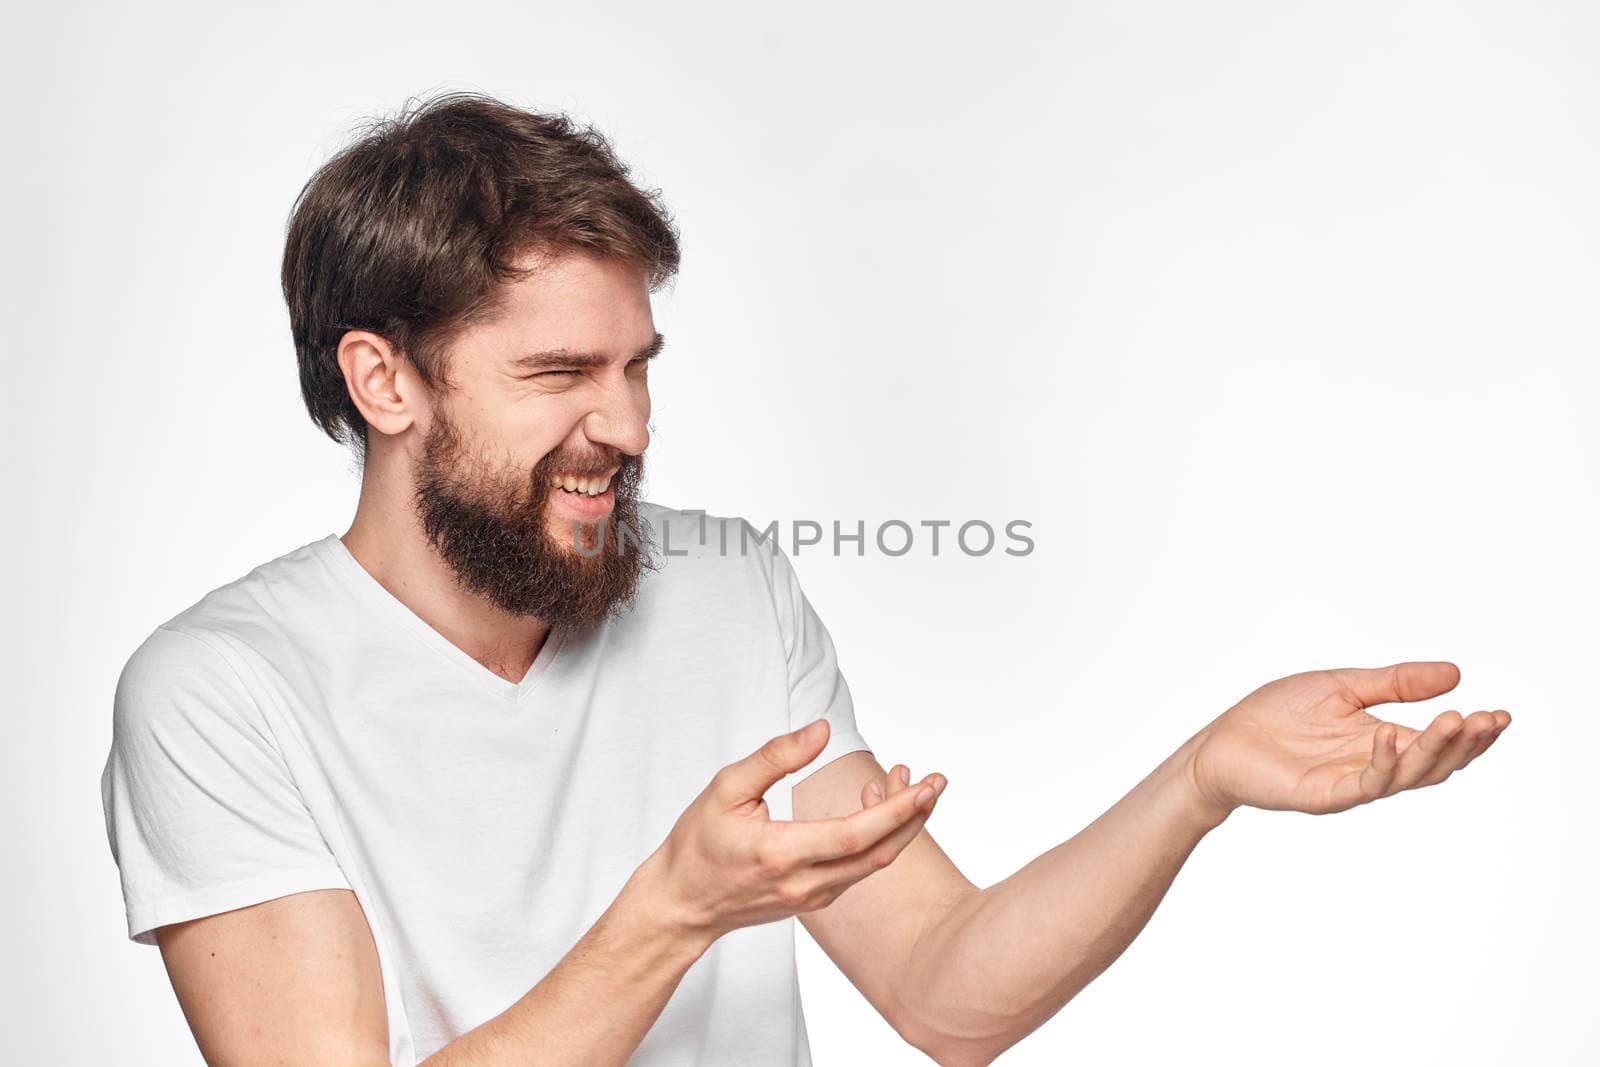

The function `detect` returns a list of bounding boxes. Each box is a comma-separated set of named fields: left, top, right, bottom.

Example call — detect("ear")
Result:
left=337, top=330, right=418, bottom=439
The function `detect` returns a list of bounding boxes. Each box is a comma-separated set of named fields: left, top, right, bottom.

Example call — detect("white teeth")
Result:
left=552, top=473, right=612, bottom=496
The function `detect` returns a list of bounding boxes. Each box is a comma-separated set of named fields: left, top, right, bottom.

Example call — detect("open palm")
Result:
left=1190, top=661, right=1511, bottom=816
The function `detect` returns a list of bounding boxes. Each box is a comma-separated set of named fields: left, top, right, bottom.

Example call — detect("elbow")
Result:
left=932, top=1052, right=995, bottom=1067
left=917, top=1035, right=1002, bottom=1067
left=898, top=1015, right=1008, bottom=1067
left=899, top=997, right=1056, bottom=1067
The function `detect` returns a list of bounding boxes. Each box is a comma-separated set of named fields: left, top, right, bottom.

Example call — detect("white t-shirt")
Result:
left=100, top=502, right=872, bottom=1066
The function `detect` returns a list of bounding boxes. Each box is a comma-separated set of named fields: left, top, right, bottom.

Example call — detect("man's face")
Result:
left=407, top=248, right=660, bottom=628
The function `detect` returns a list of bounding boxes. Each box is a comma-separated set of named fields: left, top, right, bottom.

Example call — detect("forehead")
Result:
left=484, top=247, right=655, bottom=345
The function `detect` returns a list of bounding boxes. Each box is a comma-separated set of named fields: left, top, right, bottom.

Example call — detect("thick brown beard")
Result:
left=411, top=407, right=657, bottom=629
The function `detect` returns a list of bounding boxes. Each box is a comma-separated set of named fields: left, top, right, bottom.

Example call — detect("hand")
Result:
left=645, top=719, right=944, bottom=941
left=1187, top=661, right=1511, bottom=818
left=859, top=761, right=948, bottom=815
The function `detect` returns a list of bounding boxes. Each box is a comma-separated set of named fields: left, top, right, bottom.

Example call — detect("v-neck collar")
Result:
left=312, top=532, right=567, bottom=703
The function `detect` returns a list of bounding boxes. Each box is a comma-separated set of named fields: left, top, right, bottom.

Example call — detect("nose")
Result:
left=581, top=374, right=650, bottom=457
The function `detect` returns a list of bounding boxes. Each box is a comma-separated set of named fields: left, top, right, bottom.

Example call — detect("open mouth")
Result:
left=547, top=468, right=619, bottom=521
left=549, top=470, right=615, bottom=497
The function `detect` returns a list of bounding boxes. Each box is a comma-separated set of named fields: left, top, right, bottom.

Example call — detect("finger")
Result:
left=809, top=773, right=948, bottom=887
left=862, top=764, right=905, bottom=809
left=714, top=719, right=832, bottom=805
left=1456, top=710, right=1512, bottom=773
left=1329, top=661, right=1461, bottom=710
left=1416, top=710, right=1498, bottom=787
left=1387, top=709, right=1465, bottom=794
left=773, top=771, right=941, bottom=865
left=1356, top=722, right=1400, bottom=800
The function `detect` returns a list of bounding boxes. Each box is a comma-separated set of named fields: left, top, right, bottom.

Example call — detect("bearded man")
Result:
left=100, top=92, right=1512, bottom=1067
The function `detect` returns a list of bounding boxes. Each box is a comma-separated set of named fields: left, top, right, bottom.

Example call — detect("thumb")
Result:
left=715, top=718, right=830, bottom=804
left=1329, top=661, right=1461, bottom=709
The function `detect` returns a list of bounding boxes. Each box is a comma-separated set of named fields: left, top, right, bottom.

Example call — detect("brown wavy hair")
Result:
left=281, top=91, right=681, bottom=461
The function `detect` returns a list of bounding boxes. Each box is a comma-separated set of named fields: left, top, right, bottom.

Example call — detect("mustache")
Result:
left=535, top=450, right=643, bottom=480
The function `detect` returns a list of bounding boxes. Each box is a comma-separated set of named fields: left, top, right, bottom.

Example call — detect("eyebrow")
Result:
left=509, top=331, right=666, bottom=372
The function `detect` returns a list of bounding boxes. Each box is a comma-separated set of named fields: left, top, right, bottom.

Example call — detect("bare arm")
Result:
left=897, top=734, right=1221, bottom=1067
left=892, top=662, right=1509, bottom=1067
left=790, top=744, right=1214, bottom=1065
left=158, top=853, right=713, bottom=1066
left=419, top=853, right=712, bottom=1065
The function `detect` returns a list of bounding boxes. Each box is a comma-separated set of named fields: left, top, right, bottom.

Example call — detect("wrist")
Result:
left=1167, top=727, right=1237, bottom=834
left=622, top=849, right=720, bottom=963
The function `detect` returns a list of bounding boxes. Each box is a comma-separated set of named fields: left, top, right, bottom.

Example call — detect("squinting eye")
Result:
left=536, top=370, right=580, bottom=379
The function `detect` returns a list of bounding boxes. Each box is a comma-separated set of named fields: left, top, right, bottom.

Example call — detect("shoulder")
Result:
left=628, top=501, right=796, bottom=614
left=155, top=537, right=331, bottom=652
left=118, top=623, right=231, bottom=685
left=634, top=501, right=785, bottom=579
left=114, top=538, right=328, bottom=733
left=112, top=624, right=262, bottom=742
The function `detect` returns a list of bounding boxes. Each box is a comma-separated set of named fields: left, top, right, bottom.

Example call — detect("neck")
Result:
left=341, top=459, right=551, bottom=686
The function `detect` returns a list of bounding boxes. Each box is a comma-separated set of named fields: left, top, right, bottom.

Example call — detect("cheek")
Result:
left=515, top=403, right=586, bottom=452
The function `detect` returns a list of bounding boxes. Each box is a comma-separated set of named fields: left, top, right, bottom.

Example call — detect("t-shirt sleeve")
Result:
left=760, top=537, right=873, bottom=788
left=100, top=625, right=352, bottom=945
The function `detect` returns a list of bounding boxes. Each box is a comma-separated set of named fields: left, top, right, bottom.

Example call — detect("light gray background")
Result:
left=6, top=1, right=1595, bottom=1063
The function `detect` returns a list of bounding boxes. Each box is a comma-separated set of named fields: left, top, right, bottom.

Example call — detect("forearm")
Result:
left=420, top=852, right=714, bottom=1066
left=902, top=730, right=1230, bottom=1067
